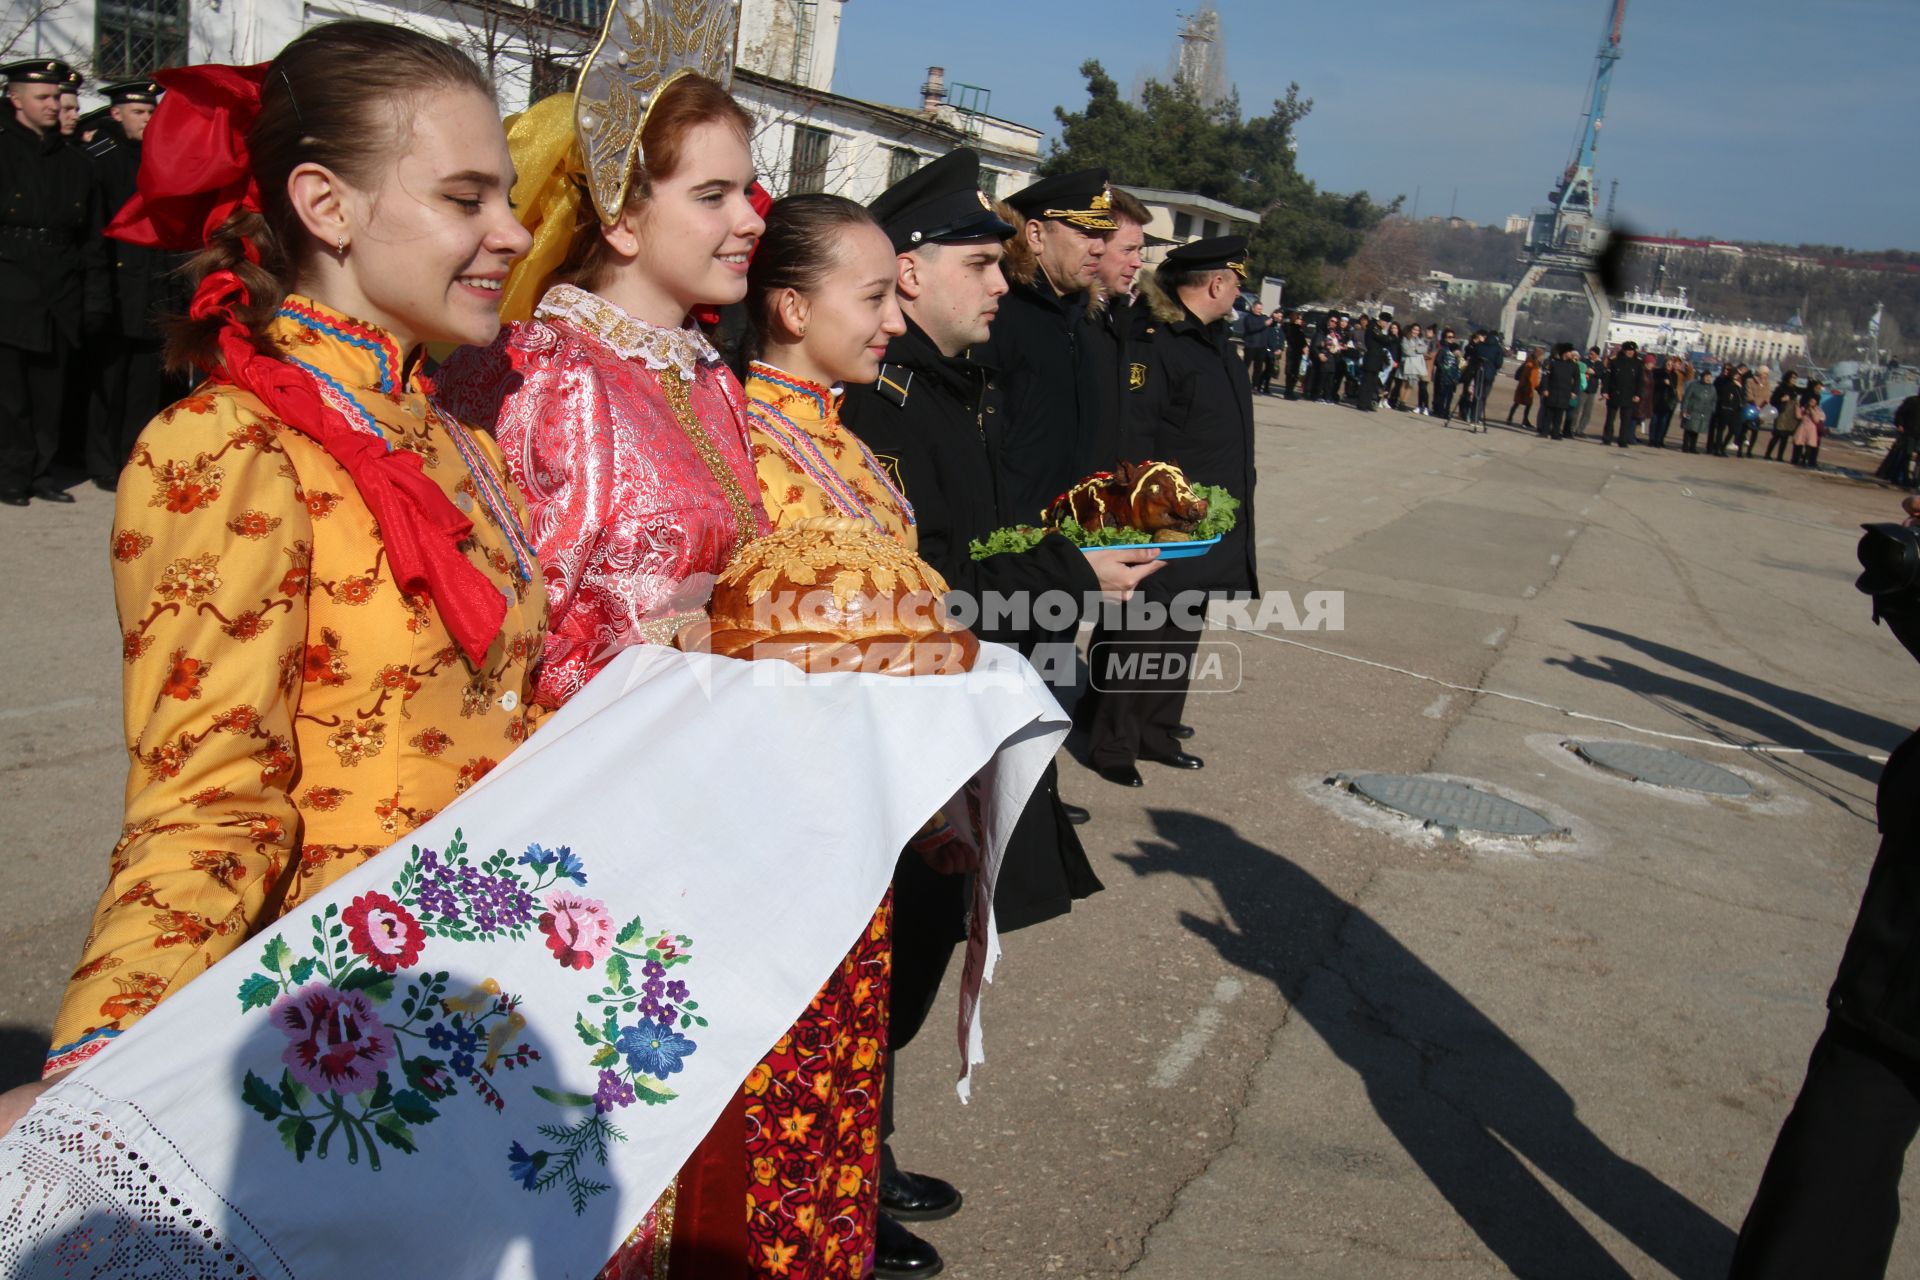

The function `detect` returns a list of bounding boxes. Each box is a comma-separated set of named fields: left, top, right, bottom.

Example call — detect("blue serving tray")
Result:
left=1082, top=534, right=1221, bottom=559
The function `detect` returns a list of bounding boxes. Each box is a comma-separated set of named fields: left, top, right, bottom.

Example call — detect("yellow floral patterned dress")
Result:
left=743, top=362, right=917, bottom=551
left=46, top=296, right=548, bottom=1075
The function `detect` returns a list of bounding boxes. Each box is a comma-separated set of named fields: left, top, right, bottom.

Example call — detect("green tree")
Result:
left=1046, top=62, right=1397, bottom=301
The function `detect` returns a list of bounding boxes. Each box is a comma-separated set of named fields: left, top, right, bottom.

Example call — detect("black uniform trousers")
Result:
left=1728, top=1016, right=1920, bottom=1279
left=87, top=336, right=168, bottom=485
left=1084, top=612, right=1202, bottom=770
left=879, top=757, right=1090, bottom=1150
left=1283, top=346, right=1305, bottom=398
left=0, top=339, right=72, bottom=493
left=879, top=847, right=967, bottom=1150
left=1601, top=400, right=1635, bottom=447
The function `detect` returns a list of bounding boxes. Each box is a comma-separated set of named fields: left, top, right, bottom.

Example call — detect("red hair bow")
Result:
left=106, top=62, right=510, bottom=666
left=107, top=63, right=269, bottom=251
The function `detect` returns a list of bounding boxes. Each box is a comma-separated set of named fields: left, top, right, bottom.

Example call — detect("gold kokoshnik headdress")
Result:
left=500, top=0, right=741, bottom=322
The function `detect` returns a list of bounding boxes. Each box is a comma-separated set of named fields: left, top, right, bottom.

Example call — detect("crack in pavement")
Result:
left=1118, top=864, right=1385, bottom=1275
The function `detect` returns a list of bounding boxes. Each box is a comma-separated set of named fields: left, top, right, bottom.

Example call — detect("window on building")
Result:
left=790, top=127, right=832, bottom=195
left=534, top=0, right=609, bottom=26
left=886, top=147, right=921, bottom=189
left=94, top=0, right=189, bottom=80
left=530, top=56, right=578, bottom=102
left=1173, top=211, right=1193, bottom=239
left=1202, top=218, right=1220, bottom=239
left=979, top=169, right=999, bottom=200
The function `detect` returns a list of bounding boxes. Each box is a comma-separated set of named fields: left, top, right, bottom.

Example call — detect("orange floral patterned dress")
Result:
left=46, top=297, right=547, bottom=1075
left=735, top=362, right=909, bottom=1280
left=743, top=363, right=917, bottom=550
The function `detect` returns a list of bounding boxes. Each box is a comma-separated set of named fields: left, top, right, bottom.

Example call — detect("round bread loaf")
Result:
left=676, top=518, right=980, bottom=675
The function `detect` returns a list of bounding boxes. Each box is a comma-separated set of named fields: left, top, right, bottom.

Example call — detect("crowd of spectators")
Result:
left=1234, top=306, right=1846, bottom=468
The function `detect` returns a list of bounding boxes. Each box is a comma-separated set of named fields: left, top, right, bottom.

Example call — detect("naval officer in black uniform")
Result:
left=1086, top=236, right=1260, bottom=785
left=84, top=79, right=177, bottom=490
left=975, top=167, right=1114, bottom=525
left=0, top=58, right=108, bottom=505
left=839, top=149, right=1163, bottom=1279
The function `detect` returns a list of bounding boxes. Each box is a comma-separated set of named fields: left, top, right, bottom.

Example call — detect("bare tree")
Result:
left=1, top=0, right=88, bottom=71
left=1334, top=218, right=1426, bottom=306
left=427, top=0, right=599, bottom=109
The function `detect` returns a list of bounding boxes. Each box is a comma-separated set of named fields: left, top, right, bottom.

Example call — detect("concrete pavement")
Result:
left=2, top=394, right=1914, bottom=1278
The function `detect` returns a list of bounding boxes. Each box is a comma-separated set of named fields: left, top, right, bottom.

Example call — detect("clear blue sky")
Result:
left=833, top=0, right=1913, bottom=253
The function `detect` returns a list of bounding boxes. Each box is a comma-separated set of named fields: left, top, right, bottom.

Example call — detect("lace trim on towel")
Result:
left=0, top=1095, right=282, bottom=1279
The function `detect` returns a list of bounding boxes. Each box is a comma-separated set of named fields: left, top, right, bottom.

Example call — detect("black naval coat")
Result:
left=0, top=114, right=107, bottom=353
left=1122, top=274, right=1260, bottom=600
left=974, top=273, right=1099, bottom=525
left=1077, top=293, right=1136, bottom=477
left=85, top=120, right=172, bottom=340
left=1826, top=725, right=1920, bottom=1057
left=841, top=316, right=1104, bottom=933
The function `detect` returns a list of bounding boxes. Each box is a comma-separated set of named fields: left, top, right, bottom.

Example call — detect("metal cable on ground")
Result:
left=1220, top=623, right=1893, bottom=765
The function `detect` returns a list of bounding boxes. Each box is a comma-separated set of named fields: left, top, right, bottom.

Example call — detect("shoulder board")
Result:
left=875, top=364, right=912, bottom=408
left=85, top=137, right=116, bottom=159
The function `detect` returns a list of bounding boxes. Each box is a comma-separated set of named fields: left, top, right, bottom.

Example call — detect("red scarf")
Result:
left=107, top=63, right=507, bottom=666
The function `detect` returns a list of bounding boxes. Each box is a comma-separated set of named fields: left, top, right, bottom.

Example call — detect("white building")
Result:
left=1700, top=317, right=1808, bottom=367
left=1115, top=185, right=1260, bottom=260
left=10, top=0, right=1041, bottom=203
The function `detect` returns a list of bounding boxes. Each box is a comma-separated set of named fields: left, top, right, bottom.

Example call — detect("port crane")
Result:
left=1498, top=0, right=1627, bottom=349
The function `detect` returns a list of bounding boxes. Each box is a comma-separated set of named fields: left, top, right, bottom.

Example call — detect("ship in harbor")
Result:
left=1605, top=287, right=1705, bottom=356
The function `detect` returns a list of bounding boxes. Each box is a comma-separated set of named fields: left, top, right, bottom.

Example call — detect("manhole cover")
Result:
left=1569, top=741, right=1754, bottom=797
left=1343, top=774, right=1565, bottom=837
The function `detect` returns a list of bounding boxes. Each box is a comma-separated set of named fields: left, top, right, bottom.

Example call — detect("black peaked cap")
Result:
left=869, top=148, right=1014, bottom=252
left=3, top=59, right=75, bottom=87
left=1005, top=168, right=1116, bottom=231
left=1163, top=235, right=1250, bottom=279
left=103, top=79, right=163, bottom=105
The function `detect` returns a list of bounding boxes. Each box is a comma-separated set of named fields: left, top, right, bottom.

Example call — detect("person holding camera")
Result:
left=1729, top=498, right=1920, bottom=1278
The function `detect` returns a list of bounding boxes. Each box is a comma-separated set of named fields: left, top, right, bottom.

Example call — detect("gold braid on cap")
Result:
left=575, top=0, right=741, bottom=225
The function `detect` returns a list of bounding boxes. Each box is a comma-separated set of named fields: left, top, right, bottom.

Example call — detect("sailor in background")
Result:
left=1086, top=236, right=1260, bottom=787
left=84, top=79, right=178, bottom=491
left=840, top=148, right=1161, bottom=1279
left=0, top=59, right=108, bottom=505
left=57, top=67, right=81, bottom=139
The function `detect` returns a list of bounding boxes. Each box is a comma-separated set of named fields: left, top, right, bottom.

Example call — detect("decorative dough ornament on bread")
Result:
left=676, top=518, right=980, bottom=675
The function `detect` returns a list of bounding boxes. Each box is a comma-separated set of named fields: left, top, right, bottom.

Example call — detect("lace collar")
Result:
left=535, top=284, right=719, bottom=382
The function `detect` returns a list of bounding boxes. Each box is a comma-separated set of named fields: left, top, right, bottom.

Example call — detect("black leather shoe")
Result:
left=92, top=476, right=117, bottom=492
left=1061, top=801, right=1090, bottom=825
left=1097, top=764, right=1144, bottom=788
left=30, top=483, right=75, bottom=503
left=1169, top=724, right=1196, bottom=741
left=881, top=1166, right=962, bottom=1221
left=874, top=1213, right=945, bottom=1278
left=1144, top=751, right=1205, bottom=770
left=0, top=489, right=27, bottom=507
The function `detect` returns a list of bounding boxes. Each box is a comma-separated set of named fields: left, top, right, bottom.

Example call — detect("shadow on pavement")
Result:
left=0, top=1024, right=49, bottom=1092
left=1546, top=650, right=1884, bottom=791
left=1122, top=809, right=1736, bottom=1280
left=1572, top=622, right=1910, bottom=755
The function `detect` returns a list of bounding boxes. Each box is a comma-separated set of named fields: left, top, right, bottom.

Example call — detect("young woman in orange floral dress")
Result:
left=0, top=22, right=543, bottom=1131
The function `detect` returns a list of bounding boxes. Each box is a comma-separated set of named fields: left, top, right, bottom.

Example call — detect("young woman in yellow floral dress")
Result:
left=0, top=22, right=544, bottom=1128
left=743, top=195, right=914, bottom=548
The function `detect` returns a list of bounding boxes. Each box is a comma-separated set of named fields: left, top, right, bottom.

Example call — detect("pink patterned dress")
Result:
left=437, top=284, right=768, bottom=710
left=440, top=286, right=891, bottom=1279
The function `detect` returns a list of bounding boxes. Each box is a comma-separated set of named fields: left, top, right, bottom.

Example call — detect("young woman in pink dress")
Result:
left=436, top=14, right=893, bottom=1274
